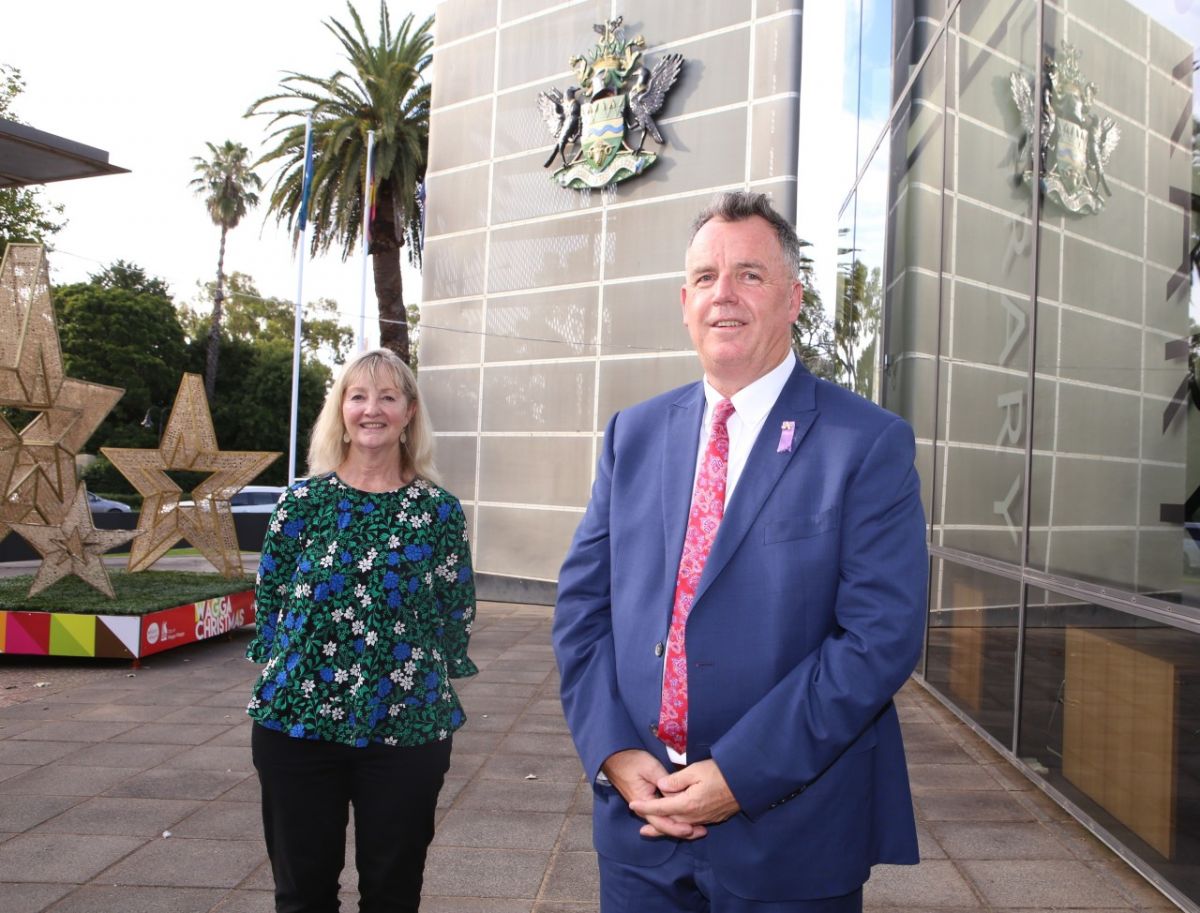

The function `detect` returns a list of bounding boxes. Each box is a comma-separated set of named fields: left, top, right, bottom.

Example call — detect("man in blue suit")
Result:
left=553, top=192, right=927, bottom=912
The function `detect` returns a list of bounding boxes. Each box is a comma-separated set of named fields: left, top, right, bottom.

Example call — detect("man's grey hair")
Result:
left=688, top=191, right=803, bottom=279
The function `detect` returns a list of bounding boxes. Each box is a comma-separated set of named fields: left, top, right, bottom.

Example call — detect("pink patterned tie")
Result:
left=658, top=399, right=735, bottom=754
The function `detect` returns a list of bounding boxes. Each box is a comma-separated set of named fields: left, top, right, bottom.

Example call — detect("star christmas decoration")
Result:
left=102, top=373, right=279, bottom=578
left=0, top=244, right=124, bottom=539
left=9, top=482, right=138, bottom=598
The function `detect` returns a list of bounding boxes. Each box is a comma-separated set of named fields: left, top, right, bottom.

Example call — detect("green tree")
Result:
left=180, top=272, right=353, bottom=366
left=53, top=264, right=188, bottom=451
left=190, top=140, right=263, bottom=399
left=248, top=2, right=432, bottom=364
left=834, top=256, right=882, bottom=399
left=790, top=238, right=837, bottom=380
left=0, top=64, right=65, bottom=251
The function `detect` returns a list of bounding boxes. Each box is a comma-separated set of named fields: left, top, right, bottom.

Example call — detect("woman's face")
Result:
left=341, top=373, right=417, bottom=456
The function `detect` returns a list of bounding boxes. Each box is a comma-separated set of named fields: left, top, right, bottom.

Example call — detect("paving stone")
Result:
left=0, top=720, right=40, bottom=738
left=103, top=767, right=249, bottom=801
left=434, top=772, right=465, bottom=806
left=157, top=744, right=253, bottom=773
left=0, top=702, right=88, bottom=720
left=460, top=695, right=536, bottom=715
left=168, top=800, right=263, bottom=841
left=0, top=833, right=144, bottom=882
left=903, top=743, right=977, bottom=765
left=907, top=762, right=1007, bottom=793
left=0, top=881, right=73, bottom=913
left=533, top=904, right=599, bottom=913
left=541, top=851, right=599, bottom=904
left=216, top=774, right=261, bottom=802
left=99, top=836, right=265, bottom=888
left=9, top=720, right=139, bottom=742
left=913, top=821, right=946, bottom=860
left=0, top=763, right=33, bottom=783
left=863, top=861, right=980, bottom=908
left=420, top=899, right=533, bottom=913
left=69, top=704, right=173, bottom=723
left=207, top=724, right=252, bottom=747
left=60, top=741, right=188, bottom=769
left=237, top=860, right=276, bottom=891
left=108, top=723, right=234, bottom=745
left=423, top=847, right=549, bottom=899
left=454, top=778, right=578, bottom=814
left=498, top=733, right=579, bottom=757
left=210, top=889, right=277, bottom=912
left=928, top=821, right=1074, bottom=860
left=158, top=705, right=245, bottom=725
left=0, top=763, right=139, bottom=798
left=447, top=751, right=488, bottom=779
left=31, top=796, right=203, bottom=838
left=43, top=884, right=227, bottom=913
left=511, top=714, right=571, bottom=734
left=455, top=682, right=540, bottom=700
left=960, top=860, right=1131, bottom=908
left=478, top=753, right=584, bottom=783
left=451, top=729, right=505, bottom=755
left=460, top=712, right=518, bottom=732
left=0, top=795, right=82, bottom=831
left=915, top=791, right=1035, bottom=822
left=434, top=809, right=563, bottom=850
left=560, top=814, right=593, bottom=852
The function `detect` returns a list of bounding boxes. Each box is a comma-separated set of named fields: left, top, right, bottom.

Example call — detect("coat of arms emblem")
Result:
left=537, top=16, right=684, bottom=190
left=1010, top=43, right=1120, bottom=215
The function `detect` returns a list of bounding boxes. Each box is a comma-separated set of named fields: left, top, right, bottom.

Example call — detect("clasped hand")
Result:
left=600, top=749, right=740, bottom=839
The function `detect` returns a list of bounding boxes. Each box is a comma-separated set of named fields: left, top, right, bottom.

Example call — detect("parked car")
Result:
left=86, top=491, right=132, bottom=513
left=229, top=485, right=286, bottom=513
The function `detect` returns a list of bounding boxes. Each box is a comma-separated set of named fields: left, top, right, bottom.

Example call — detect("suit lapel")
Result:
left=693, top=365, right=819, bottom=606
left=662, top=383, right=705, bottom=615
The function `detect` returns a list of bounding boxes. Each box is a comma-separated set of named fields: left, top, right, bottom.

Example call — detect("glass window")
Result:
left=924, top=558, right=1022, bottom=746
left=1018, top=588, right=1200, bottom=901
left=1028, top=1, right=1198, bottom=612
left=882, top=34, right=947, bottom=522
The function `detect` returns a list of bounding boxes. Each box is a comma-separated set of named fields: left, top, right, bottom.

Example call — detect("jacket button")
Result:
left=654, top=642, right=664, bottom=657
left=649, top=723, right=659, bottom=736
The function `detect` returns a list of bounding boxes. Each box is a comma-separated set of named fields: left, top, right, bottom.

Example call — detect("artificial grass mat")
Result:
left=0, top=571, right=255, bottom=616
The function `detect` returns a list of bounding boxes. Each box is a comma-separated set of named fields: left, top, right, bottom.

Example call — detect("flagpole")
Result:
left=358, top=130, right=375, bottom=353
left=287, top=113, right=314, bottom=485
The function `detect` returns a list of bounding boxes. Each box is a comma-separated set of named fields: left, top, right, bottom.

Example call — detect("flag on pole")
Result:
left=297, top=115, right=315, bottom=234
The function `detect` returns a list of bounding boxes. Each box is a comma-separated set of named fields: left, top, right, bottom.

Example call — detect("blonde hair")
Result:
left=307, top=349, right=440, bottom=485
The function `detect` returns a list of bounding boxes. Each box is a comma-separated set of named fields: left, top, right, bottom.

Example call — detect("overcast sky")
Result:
left=4, top=0, right=437, bottom=349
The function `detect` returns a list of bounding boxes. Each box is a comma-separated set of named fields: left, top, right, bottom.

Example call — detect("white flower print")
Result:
left=352, top=620, right=366, bottom=636
left=322, top=641, right=338, bottom=657
left=334, top=669, right=349, bottom=684
left=365, top=630, right=378, bottom=646
left=301, top=680, right=316, bottom=695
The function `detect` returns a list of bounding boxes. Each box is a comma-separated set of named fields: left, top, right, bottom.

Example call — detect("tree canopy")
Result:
left=248, top=2, right=432, bottom=363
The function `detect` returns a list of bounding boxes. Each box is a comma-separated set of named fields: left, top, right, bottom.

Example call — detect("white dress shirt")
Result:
left=666, top=352, right=796, bottom=764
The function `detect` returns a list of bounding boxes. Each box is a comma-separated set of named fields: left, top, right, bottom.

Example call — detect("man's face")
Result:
left=681, top=215, right=802, bottom=396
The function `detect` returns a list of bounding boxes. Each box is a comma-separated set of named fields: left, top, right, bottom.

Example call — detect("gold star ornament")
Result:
left=0, top=245, right=124, bottom=538
left=10, top=483, right=138, bottom=598
left=102, top=373, right=280, bottom=578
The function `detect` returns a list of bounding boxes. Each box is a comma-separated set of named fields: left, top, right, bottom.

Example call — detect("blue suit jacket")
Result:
left=553, top=362, right=928, bottom=901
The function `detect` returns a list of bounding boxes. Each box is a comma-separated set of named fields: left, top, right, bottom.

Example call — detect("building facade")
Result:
left=854, top=1, right=1199, bottom=908
left=422, top=0, right=1200, bottom=908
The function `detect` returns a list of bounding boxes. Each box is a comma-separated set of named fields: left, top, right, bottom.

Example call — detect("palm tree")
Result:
left=190, top=140, right=262, bottom=397
left=247, top=2, right=432, bottom=364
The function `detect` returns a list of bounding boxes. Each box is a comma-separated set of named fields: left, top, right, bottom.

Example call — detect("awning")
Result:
left=0, top=117, right=129, bottom=188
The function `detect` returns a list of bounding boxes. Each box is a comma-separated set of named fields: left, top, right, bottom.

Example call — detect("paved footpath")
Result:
left=0, top=599, right=1182, bottom=912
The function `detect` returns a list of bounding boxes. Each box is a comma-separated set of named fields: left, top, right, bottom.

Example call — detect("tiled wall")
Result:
left=421, top=0, right=804, bottom=581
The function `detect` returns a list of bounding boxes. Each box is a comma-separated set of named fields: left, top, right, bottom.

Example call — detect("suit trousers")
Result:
left=252, top=723, right=452, bottom=913
left=598, top=839, right=863, bottom=913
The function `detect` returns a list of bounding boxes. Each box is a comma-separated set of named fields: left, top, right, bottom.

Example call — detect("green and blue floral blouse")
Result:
left=246, top=473, right=478, bottom=747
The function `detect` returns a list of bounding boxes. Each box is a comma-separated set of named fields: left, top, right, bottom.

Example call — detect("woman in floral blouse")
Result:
left=247, top=348, right=477, bottom=913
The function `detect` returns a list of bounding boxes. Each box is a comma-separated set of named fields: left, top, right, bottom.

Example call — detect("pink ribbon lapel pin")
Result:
left=777, top=420, right=795, bottom=453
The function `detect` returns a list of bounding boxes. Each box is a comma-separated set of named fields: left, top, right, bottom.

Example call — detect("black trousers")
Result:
left=252, top=723, right=452, bottom=913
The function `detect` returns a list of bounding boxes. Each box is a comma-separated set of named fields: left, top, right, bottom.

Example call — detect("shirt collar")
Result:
left=702, top=353, right=796, bottom=427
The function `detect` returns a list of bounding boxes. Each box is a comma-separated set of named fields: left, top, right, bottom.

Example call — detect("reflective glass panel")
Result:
left=924, top=558, right=1021, bottom=746
left=1028, top=1, right=1198, bottom=610
left=934, top=0, right=1039, bottom=566
left=1018, top=588, right=1200, bottom=903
